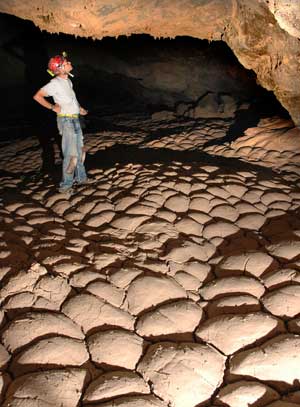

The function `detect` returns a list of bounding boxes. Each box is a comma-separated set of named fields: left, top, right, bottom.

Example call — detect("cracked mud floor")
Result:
left=1, top=114, right=300, bottom=406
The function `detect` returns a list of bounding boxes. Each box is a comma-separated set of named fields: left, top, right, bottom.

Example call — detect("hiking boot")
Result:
left=76, top=178, right=94, bottom=185
left=58, top=185, right=73, bottom=194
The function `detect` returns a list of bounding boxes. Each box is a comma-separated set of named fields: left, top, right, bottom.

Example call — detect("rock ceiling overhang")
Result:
left=0, top=0, right=299, bottom=125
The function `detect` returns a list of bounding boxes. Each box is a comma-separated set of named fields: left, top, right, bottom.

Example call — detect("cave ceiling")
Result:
left=0, top=0, right=300, bottom=125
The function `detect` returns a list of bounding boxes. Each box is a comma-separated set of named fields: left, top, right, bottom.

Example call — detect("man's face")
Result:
left=61, top=60, right=73, bottom=73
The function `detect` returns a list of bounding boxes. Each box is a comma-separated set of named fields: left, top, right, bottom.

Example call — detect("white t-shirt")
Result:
left=41, top=76, right=80, bottom=115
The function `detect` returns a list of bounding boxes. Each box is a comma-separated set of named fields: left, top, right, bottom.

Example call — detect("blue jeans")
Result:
left=57, top=117, right=87, bottom=189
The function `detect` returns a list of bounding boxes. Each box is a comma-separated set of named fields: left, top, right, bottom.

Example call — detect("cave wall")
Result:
left=0, top=0, right=299, bottom=125
left=267, top=0, right=300, bottom=38
left=224, top=0, right=300, bottom=127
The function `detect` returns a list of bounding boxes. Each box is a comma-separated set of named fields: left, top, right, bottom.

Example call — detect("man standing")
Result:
left=33, top=53, right=88, bottom=193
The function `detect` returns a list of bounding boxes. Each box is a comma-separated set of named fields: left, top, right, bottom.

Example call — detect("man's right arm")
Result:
left=33, top=89, right=60, bottom=113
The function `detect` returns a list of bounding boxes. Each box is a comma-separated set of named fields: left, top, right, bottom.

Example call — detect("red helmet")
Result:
left=48, top=55, right=66, bottom=75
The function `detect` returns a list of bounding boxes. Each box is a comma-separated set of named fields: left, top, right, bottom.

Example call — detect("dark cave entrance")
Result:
left=0, top=12, right=290, bottom=142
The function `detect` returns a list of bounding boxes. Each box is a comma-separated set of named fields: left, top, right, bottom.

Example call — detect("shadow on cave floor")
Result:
left=1, top=142, right=278, bottom=184
left=0, top=165, right=62, bottom=186
left=202, top=107, right=261, bottom=148
left=202, top=95, right=292, bottom=149
left=85, top=143, right=276, bottom=177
